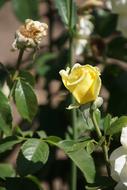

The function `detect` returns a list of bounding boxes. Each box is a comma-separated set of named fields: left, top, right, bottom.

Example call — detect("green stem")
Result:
left=90, top=110, right=110, bottom=177
left=16, top=48, right=25, bottom=70
left=69, top=0, right=73, bottom=32
left=91, top=111, right=102, bottom=139
left=68, top=0, right=77, bottom=189
left=71, top=98, right=77, bottom=190
left=8, top=48, right=25, bottom=102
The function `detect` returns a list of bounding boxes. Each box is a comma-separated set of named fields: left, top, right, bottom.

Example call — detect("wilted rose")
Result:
left=12, top=19, right=48, bottom=50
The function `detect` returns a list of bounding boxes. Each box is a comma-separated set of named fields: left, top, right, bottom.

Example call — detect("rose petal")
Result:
left=120, top=159, right=127, bottom=185
left=120, top=127, right=127, bottom=147
left=110, top=146, right=127, bottom=181
left=115, top=182, right=127, bottom=190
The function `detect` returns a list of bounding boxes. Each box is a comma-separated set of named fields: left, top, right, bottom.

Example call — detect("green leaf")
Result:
left=27, top=176, right=42, bottom=190
left=12, top=0, right=39, bottom=22
left=106, top=116, right=127, bottom=135
left=15, top=79, right=38, bottom=122
left=19, top=131, right=33, bottom=138
left=103, top=114, right=112, bottom=134
left=21, top=139, right=49, bottom=164
left=85, top=186, right=100, bottom=190
left=0, top=115, right=11, bottom=136
left=96, top=136, right=105, bottom=148
left=57, top=140, right=91, bottom=152
left=17, top=139, right=49, bottom=175
left=6, top=177, right=41, bottom=190
left=0, top=90, right=12, bottom=122
left=17, top=151, right=44, bottom=176
left=66, top=102, right=80, bottom=110
left=0, top=187, right=6, bottom=190
left=36, top=130, right=47, bottom=138
left=0, top=90, right=12, bottom=135
left=94, top=109, right=101, bottom=127
left=0, top=136, right=23, bottom=154
left=86, top=141, right=95, bottom=154
left=13, top=126, right=33, bottom=137
left=19, top=70, right=35, bottom=87
left=0, top=164, right=15, bottom=179
left=54, top=0, right=68, bottom=26
left=68, top=149, right=95, bottom=183
left=46, top=136, right=62, bottom=145
left=111, top=117, right=118, bottom=125
left=0, top=0, right=6, bottom=8
left=58, top=140, right=95, bottom=183
left=54, top=0, right=77, bottom=28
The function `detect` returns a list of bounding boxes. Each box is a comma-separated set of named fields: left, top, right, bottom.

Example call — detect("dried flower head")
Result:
left=12, top=19, right=48, bottom=50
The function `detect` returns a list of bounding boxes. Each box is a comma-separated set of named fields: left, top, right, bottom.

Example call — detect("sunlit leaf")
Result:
left=21, top=139, right=49, bottom=163
left=0, top=90, right=12, bottom=135
left=54, top=0, right=77, bottom=28
left=0, top=164, right=15, bottom=179
left=106, top=116, right=127, bottom=135
left=14, top=79, right=38, bottom=122
left=17, top=151, right=44, bottom=176
left=103, top=114, right=112, bottom=134
left=94, top=109, right=101, bottom=127
left=58, top=140, right=95, bottom=183
left=17, top=139, right=49, bottom=176
left=36, top=130, right=47, bottom=138
left=19, top=70, right=35, bottom=87
left=86, top=141, right=95, bottom=154
left=54, top=0, right=68, bottom=25
left=0, top=136, right=23, bottom=154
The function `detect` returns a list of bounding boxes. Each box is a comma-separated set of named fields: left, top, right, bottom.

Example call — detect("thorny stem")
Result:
left=68, top=0, right=77, bottom=190
left=90, top=110, right=110, bottom=177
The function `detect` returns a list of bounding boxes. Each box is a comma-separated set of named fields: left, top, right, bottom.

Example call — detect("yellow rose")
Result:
left=59, top=63, right=101, bottom=105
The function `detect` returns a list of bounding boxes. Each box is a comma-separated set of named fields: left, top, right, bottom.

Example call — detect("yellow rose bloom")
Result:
left=59, top=63, right=101, bottom=105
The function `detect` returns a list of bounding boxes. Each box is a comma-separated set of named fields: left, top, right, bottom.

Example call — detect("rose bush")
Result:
left=59, top=63, right=101, bottom=104
left=110, top=127, right=127, bottom=190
